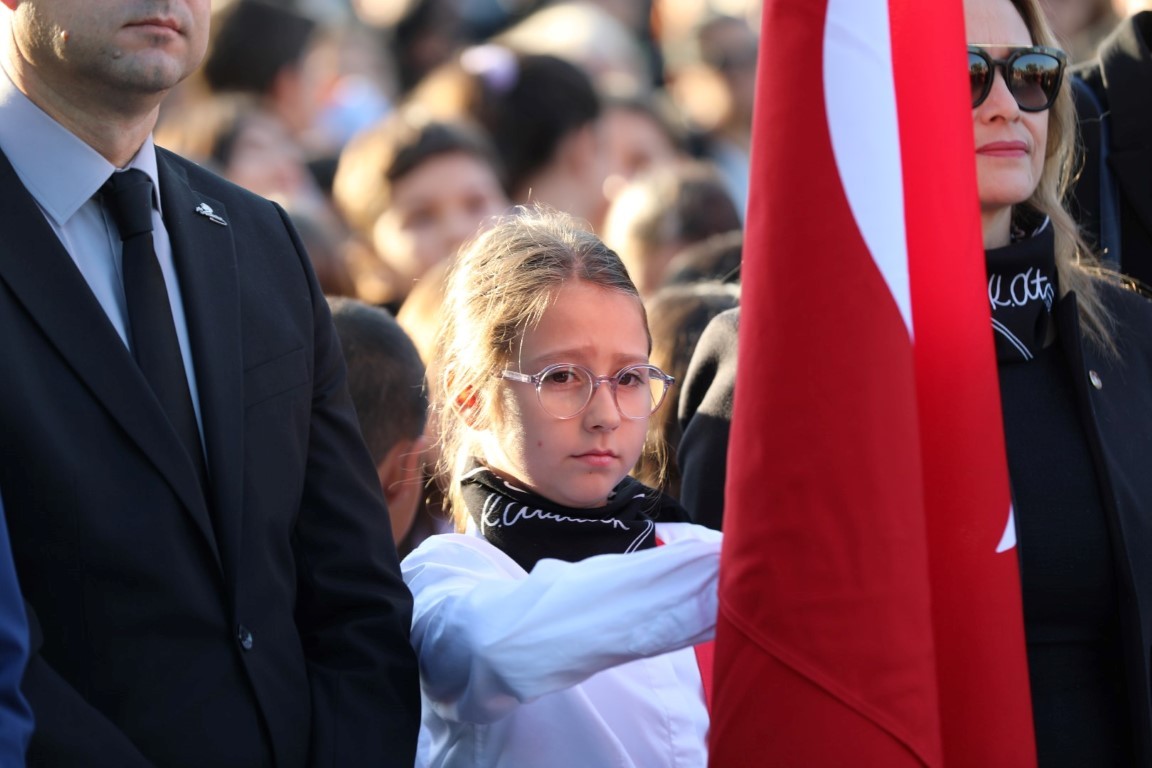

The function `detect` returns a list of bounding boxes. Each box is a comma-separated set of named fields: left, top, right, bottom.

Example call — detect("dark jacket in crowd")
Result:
left=1046, top=282, right=1152, bottom=765
left=677, top=307, right=738, bottom=531
left=1071, top=11, right=1152, bottom=288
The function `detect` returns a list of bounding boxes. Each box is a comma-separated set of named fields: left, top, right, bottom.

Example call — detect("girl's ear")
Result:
left=454, top=386, right=481, bottom=427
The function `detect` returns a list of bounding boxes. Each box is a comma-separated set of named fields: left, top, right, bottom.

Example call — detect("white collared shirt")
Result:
left=0, top=66, right=203, bottom=435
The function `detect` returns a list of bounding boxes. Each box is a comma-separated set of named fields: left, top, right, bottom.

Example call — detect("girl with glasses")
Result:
left=401, top=207, right=720, bottom=766
left=969, top=0, right=1152, bottom=763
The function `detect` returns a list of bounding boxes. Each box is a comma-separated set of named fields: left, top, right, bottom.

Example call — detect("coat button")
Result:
left=237, top=624, right=254, bottom=651
left=1089, top=370, right=1103, bottom=390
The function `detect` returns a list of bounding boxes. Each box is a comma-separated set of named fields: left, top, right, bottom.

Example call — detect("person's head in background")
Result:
left=634, top=280, right=740, bottom=497
left=408, top=46, right=609, bottom=231
left=661, top=11, right=758, bottom=214
left=157, top=93, right=310, bottom=201
left=328, top=297, right=429, bottom=545
left=351, top=0, right=468, bottom=97
left=600, top=90, right=688, bottom=203
left=199, top=0, right=324, bottom=141
left=293, top=212, right=358, bottom=298
left=1038, top=0, right=1119, bottom=60
left=332, top=107, right=509, bottom=311
left=693, top=13, right=759, bottom=138
left=494, top=1, right=653, bottom=96
left=663, top=229, right=743, bottom=287
left=602, top=161, right=741, bottom=297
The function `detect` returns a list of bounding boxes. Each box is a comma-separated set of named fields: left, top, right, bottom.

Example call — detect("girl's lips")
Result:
left=574, top=451, right=618, bottom=467
left=977, top=141, right=1029, bottom=158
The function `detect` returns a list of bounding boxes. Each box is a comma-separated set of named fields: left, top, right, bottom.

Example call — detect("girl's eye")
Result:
left=617, top=369, right=648, bottom=388
left=544, top=367, right=585, bottom=386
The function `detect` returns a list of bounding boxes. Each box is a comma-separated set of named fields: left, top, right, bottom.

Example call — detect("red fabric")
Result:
left=655, top=536, right=714, bottom=708
left=706, top=1, right=1035, bottom=766
left=891, top=1, right=1037, bottom=763
left=695, top=640, right=714, bottom=709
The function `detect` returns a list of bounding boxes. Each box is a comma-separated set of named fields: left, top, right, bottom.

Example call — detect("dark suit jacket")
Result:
left=0, top=492, right=32, bottom=764
left=0, top=146, right=419, bottom=767
left=1071, top=12, right=1152, bottom=288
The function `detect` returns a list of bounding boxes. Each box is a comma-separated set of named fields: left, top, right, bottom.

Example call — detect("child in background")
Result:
left=332, top=107, right=509, bottom=313
left=328, top=297, right=429, bottom=546
left=402, top=208, right=720, bottom=767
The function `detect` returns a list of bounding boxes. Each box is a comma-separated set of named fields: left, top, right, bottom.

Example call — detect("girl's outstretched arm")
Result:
left=402, top=527, right=720, bottom=725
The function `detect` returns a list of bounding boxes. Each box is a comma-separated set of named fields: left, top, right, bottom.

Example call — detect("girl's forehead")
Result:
left=517, top=281, right=648, bottom=362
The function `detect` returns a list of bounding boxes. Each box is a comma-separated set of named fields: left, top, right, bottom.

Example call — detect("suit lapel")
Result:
left=158, top=151, right=244, bottom=584
left=0, top=148, right=221, bottom=570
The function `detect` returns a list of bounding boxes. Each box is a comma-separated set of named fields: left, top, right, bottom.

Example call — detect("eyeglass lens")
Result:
left=537, top=365, right=667, bottom=419
left=969, top=50, right=1062, bottom=111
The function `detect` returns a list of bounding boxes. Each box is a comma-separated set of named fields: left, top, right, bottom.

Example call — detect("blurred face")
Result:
left=482, top=280, right=652, bottom=509
left=225, top=112, right=308, bottom=201
left=698, top=17, right=759, bottom=123
left=3, top=0, right=210, bottom=105
left=1038, top=0, right=1102, bottom=39
left=601, top=106, right=681, bottom=201
left=966, top=0, right=1049, bottom=244
left=373, top=151, right=508, bottom=282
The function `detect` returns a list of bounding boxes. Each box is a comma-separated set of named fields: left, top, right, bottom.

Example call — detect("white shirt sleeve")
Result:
left=402, top=527, right=720, bottom=725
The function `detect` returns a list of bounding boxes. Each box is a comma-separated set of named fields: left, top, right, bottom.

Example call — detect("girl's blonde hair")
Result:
left=1009, top=0, right=1116, bottom=352
left=432, top=207, right=652, bottom=528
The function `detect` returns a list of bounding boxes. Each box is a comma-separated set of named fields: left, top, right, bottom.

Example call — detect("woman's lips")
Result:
left=977, top=141, right=1029, bottom=158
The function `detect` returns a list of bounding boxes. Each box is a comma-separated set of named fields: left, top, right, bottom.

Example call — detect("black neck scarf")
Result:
left=986, top=220, right=1058, bottom=363
left=461, top=462, right=690, bottom=573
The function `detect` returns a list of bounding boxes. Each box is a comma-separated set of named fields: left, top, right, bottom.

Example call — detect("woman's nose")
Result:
left=981, top=67, right=1021, bottom=117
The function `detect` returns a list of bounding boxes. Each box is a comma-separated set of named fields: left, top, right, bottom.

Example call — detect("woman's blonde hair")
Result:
left=432, top=207, right=653, bottom=528
left=1009, top=0, right=1116, bottom=352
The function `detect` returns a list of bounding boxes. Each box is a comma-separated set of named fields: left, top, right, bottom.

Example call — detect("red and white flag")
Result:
left=708, top=0, right=1036, bottom=765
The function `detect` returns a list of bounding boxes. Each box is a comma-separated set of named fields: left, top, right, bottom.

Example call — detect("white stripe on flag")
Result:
left=824, top=0, right=912, bottom=338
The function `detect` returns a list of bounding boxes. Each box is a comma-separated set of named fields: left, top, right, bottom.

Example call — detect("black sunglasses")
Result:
left=968, top=45, right=1066, bottom=112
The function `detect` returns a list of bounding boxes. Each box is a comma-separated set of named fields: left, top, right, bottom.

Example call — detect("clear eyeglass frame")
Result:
left=499, top=362, right=675, bottom=420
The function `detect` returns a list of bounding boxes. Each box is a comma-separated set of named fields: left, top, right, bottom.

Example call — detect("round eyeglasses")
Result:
left=968, top=45, right=1066, bottom=112
left=499, top=363, right=675, bottom=420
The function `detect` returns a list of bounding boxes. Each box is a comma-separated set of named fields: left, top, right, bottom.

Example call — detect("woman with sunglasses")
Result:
left=968, top=0, right=1152, bottom=764
left=401, top=208, right=720, bottom=767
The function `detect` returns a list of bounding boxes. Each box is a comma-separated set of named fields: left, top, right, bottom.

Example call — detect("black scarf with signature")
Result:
left=986, top=220, right=1058, bottom=363
left=461, top=462, right=689, bottom=572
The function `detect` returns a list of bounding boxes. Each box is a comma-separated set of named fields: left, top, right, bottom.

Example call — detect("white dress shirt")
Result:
left=0, top=66, right=203, bottom=434
left=403, top=521, right=721, bottom=768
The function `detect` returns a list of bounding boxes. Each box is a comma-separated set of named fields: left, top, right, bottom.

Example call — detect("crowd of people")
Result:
left=2, top=0, right=1152, bottom=764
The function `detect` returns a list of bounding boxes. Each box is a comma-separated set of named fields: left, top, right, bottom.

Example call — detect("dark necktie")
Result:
left=102, top=169, right=208, bottom=489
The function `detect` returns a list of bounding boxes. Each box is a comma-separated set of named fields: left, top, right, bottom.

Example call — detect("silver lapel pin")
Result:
left=195, top=202, right=228, bottom=226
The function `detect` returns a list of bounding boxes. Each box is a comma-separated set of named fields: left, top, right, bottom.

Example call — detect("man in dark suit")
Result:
left=0, top=1, right=419, bottom=766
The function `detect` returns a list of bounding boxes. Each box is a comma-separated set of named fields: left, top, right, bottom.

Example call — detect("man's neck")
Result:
left=1, top=41, right=159, bottom=168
